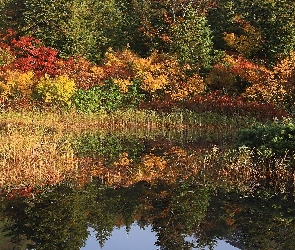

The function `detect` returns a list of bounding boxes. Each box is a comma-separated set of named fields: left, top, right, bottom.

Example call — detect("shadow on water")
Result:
left=0, top=130, right=295, bottom=250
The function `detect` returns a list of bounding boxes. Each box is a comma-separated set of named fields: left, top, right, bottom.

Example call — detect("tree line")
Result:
left=1, top=0, right=294, bottom=66
left=0, top=0, right=295, bottom=111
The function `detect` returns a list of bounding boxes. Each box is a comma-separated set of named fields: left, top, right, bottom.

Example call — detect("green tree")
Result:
left=172, top=6, right=217, bottom=72
left=208, top=0, right=295, bottom=64
left=117, top=0, right=217, bottom=57
left=0, top=0, right=125, bottom=62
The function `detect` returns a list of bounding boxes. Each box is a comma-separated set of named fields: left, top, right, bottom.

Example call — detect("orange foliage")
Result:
left=223, top=15, right=263, bottom=58
left=207, top=55, right=271, bottom=95
left=243, top=52, right=295, bottom=106
left=103, top=48, right=205, bottom=100
left=56, top=56, right=105, bottom=90
left=206, top=54, right=289, bottom=105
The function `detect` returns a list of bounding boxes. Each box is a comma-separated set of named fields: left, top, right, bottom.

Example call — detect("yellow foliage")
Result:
left=104, top=47, right=138, bottom=67
left=104, top=49, right=205, bottom=99
left=104, top=49, right=170, bottom=94
left=113, top=78, right=133, bottom=93
left=129, top=52, right=170, bottom=93
left=140, top=72, right=168, bottom=92
left=36, top=74, right=76, bottom=106
left=0, top=70, right=36, bottom=100
left=273, top=52, right=295, bottom=83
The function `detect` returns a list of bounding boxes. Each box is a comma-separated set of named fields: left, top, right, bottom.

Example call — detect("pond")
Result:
left=82, top=225, right=238, bottom=250
left=0, top=129, right=295, bottom=250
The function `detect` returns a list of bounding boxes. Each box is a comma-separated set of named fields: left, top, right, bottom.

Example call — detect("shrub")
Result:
left=114, top=78, right=147, bottom=108
left=206, top=53, right=295, bottom=110
left=56, top=56, right=105, bottom=90
left=72, top=77, right=147, bottom=113
left=0, top=70, right=36, bottom=101
left=236, top=119, right=295, bottom=157
left=71, top=80, right=124, bottom=113
left=206, top=54, right=271, bottom=96
left=103, top=49, right=206, bottom=101
left=6, top=35, right=61, bottom=77
left=34, top=74, right=76, bottom=106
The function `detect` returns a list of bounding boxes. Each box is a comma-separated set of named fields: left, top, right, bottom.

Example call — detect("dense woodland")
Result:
left=1, top=2, right=295, bottom=248
left=0, top=0, right=294, bottom=116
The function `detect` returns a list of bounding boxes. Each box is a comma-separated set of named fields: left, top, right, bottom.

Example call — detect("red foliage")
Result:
left=103, top=65, right=135, bottom=80
left=1, top=186, right=35, bottom=200
left=184, top=92, right=288, bottom=121
left=0, top=29, right=15, bottom=51
left=0, top=29, right=61, bottom=77
left=141, top=91, right=288, bottom=121
left=56, top=56, right=105, bottom=89
left=10, top=37, right=60, bottom=77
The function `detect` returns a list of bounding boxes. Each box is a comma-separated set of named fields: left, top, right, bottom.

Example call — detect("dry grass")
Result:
left=0, top=109, right=252, bottom=189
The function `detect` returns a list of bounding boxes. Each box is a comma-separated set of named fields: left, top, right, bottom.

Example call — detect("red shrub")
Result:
left=0, top=29, right=61, bottom=77
left=141, top=91, right=288, bottom=121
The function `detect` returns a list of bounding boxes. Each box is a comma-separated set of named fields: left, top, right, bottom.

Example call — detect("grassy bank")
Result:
left=0, top=108, right=254, bottom=188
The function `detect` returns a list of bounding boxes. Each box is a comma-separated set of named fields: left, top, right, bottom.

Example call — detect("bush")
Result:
left=71, top=80, right=124, bottom=113
left=236, top=119, right=295, bottom=157
left=34, top=74, right=76, bottom=106
left=72, top=79, right=146, bottom=113
left=117, top=78, right=147, bottom=109
left=56, top=56, right=105, bottom=90
left=0, top=70, right=36, bottom=101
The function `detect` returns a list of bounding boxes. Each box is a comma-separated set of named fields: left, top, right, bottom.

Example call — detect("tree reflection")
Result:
left=1, top=183, right=89, bottom=250
left=147, top=181, right=212, bottom=250
left=1, top=179, right=295, bottom=250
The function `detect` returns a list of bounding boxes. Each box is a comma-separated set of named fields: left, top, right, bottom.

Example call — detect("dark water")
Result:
left=1, top=179, right=295, bottom=250
left=1, top=132, right=295, bottom=250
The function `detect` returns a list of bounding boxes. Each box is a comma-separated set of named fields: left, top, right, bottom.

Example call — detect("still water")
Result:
left=1, top=175, right=295, bottom=249
left=1, top=132, right=295, bottom=249
left=82, top=225, right=238, bottom=250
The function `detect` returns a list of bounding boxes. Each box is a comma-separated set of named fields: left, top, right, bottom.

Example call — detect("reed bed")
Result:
left=0, top=109, right=255, bottom=189
left=0, top=108, right=253, bottom=134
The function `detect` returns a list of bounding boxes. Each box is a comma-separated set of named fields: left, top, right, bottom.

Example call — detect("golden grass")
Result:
left=0, top=109, right=253, bottom=189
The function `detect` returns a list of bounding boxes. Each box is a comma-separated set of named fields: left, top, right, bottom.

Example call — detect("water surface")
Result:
left=1, top=132, right=295, bottom=250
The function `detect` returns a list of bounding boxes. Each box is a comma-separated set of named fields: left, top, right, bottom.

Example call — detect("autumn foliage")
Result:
left=0, top=29, right=292, bottom=119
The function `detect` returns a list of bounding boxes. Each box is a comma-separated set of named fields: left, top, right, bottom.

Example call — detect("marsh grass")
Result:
left=0, top=127, right=75, bottom=188
left=0, top=108, right=255, bottom=188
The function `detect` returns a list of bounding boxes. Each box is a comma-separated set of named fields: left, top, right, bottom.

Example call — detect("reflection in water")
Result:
left=82, top=225, right=239, bottom=250
left=1, top=178, right=295, bottom=250
left=0, top=133, right=295, bottom=250
left=82, top=225, right=158, bottom=250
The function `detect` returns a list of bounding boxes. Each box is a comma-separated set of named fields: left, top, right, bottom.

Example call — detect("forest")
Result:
left=0, top=0, right=293, bottom=115
left=0, top=0, right=293, bottom=185
left=1, top=1, right=295, bottom=249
